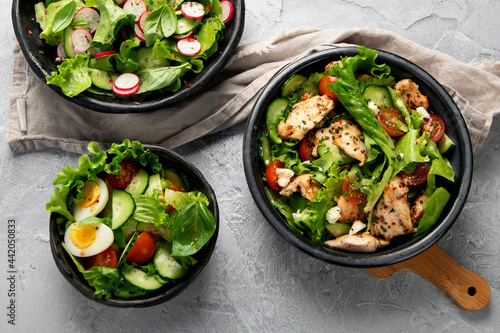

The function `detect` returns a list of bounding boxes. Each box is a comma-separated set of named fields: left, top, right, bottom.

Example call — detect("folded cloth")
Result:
left=8, top=27, right=500, bottom=154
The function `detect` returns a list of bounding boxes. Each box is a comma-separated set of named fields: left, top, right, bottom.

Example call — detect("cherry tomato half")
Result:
left=342, top=177, right=367, bottom=205
left=398, top=162, right=430, bottom=186
left=299, top=135, right=315, bottom=161
left=85, top=246, right=118, bottom=270
left=420, top=114, right=445, bottom=142
left=376, top=107, right=407, bottom=137
left=126, top=232, right=156, bottom=265
left=107, top=160, right=139, bottom=189
left=266, top=160, right=285, bottom=192
left=318, top=75, right=340, bottom=102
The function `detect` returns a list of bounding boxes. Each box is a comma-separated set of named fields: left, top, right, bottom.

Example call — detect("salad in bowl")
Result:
left=255, top=46, right=457, bottom=254
left=47, top=140, right=218, bottom=305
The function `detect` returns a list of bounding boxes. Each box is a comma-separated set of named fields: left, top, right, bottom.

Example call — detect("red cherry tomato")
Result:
left=126, top=232, right=156, bottom=265
left=318, top=75, right=340, bottom=102
left=376, top=107, right=407, bottom=137
left=299, top=136, right=315, bottom=161
left=342, top=177, right=367, bottom=205
left=398, top=162, right=430, bottom=186
left=107, top=160, right=139, bottom=189
left=85, top=246, right=118, bottom=270
left=420, top=114, right=445, bottom=142
left=265, top=160, right=285, bottom=192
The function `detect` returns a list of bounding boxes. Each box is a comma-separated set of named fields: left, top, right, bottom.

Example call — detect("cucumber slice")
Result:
left=122, top=267, right=164, bottom=291
left=125, top=169, right=150, bottom=196
left=437, top=133, right=455, bottom=154
left=117, top=230, right=139, bottom=268
left=266, top=98, right=288, bottom=128
left=144, top=173, right=162, bottom=197
left=362, top=85, right=394, bottom=108
left=63, top=26, right=75, bottom=59
left=281, top=74, right=307, bottom=97
left=164, top=169, right=187, bottom=191
left=136, top=47, right=170, bottom=70
left=111, top=189, right=135, bottom=230
left=175, top=17, right=202, bottom=35
left=89, top=68, right=118, bottom=90
left=317, top=142, right=355, bottom=165
left=326, top=222, right=351, bottom=238
left=153, top=242, right=187, bottom=279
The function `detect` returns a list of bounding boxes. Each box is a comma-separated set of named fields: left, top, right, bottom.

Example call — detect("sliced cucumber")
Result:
left=64, top=26, right=75, bottom=59
left=175, top=17, right=202, bottom=35
left=136, top=47, right=170, bottom=70
left=164, top=169, right=187, bottom=191
left=362, top=85, right=393, bottom=108
left=266, top=98, right=288, bottom=128
left=317, top=142, right=355, bottom=165
left=325, top=222, right=351, bottom=238
left=89, top=68, right=118, bottom=90
left=144, top=173, right=162, bottom=197
left=122, top=267, right=164, bottom=291
left=137, top=222, right=172, bottom=242
left=125, top=169, right=150, bottom=196
left=437, top=133, right=455, bottom=154
left=111, top=189, right=135, bottom=230
left=117, top=230, right=139, bottom=268
left=153, top=242, right=187, bottom=279
left=281, top=74, right=307, bottom=97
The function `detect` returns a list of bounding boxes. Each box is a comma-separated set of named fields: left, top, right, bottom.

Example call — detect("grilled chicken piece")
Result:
left=371, top=176, right=413, bottom=241
left=325, top=60, right=342, bottom=72
left=410, top=193, right=428, bottom=227
left=394, top=79, right=429, bottom=110
left=279, top=173, right=320, bottom=201
left=334, top=196, right=366, bottom=223
left=277, top=95, right=334, bottom=141
left=324, top=232, right=389, bottom=253
left=311, top=119, right=367, bottom=166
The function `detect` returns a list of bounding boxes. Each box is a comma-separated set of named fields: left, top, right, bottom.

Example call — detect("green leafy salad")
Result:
left=260, top=46, right=456, bottom=253
left=34, top=0, right=233, bottom=98
left=46, top=139, right=216, bottom=299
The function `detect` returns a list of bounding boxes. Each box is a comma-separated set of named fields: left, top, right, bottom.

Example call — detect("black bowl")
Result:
left=12, top=0, right=244, bottom=113
left=243, top=47, right=473, bottom=268
left=49, top=145, right=219, bottom=307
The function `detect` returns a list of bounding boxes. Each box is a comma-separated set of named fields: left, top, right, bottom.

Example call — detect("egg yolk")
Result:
left=69, top=224, right=97, bottom=249
left=77, top=181, right=100, bottom=208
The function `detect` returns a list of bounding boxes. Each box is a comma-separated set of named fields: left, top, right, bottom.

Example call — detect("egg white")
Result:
left=73, top=178, right=109, bottom=222
left=64, top=222, right=114, bottom=257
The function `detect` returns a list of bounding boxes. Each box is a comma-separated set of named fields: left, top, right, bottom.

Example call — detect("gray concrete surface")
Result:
left=1, top=0, right=499, bottom=332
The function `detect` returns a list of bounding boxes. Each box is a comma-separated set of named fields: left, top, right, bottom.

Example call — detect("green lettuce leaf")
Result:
left=91, top=0, right=135, bottom=50
left=46, top=54, right=92, bottom=97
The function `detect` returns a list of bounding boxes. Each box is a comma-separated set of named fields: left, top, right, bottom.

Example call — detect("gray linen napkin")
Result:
left=8, top=27, right=500, bottom=154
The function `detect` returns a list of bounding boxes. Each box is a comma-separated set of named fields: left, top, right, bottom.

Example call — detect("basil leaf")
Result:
left=144, top=5, right=177, bottom=47
left=136, top=64, right=190, bottom=94
left=52, top=1, right=77, bottom=33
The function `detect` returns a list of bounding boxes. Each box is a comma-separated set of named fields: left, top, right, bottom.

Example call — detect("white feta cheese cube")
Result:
left=276, top=168, right=294, bottom=187
left=367, top=101, right=379, bottom=115
left=416, top=106, right=430, bottom=119
left=349, top=220, right=367, bottom=235
left=325, top=206, right=341, bottom=224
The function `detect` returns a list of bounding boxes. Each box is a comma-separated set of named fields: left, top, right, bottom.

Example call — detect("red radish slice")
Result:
left=73, top=7, right=100, bottom=34
left=177, top=37, right=201, bottom=56
left=113, top=73, right=140, bottom=91
left=72, top=28, right=93, bottom=55
left=56, top=41, right=66, bottom=60
left=134, top=23, right=146, bottom=42
left=172, top=30, right=193, bottom=40
left=112, top=84, right=139, bottom=96
left=123, top=0, right=147, bottom=22
left=94, top=50, right=116, bottom=58
left=138, top=11, right=151, bottom=33
left=220, top=0, right=234, bottom=23
left=181, top=2, right=205, bottom=20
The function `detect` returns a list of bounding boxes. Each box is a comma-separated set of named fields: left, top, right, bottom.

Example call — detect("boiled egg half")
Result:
left=73, top=178, right=109, bottom=222
left=64, top=222, right=114, bottom=257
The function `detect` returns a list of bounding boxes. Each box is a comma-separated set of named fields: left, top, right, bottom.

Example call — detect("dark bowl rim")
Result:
left=49, top=145, right=219, bottom=307
left=12, top=0, right=245, bottom=113
left=243, top=46, right=473, bottom=268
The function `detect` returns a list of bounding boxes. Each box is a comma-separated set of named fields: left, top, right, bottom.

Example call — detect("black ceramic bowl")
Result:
left=12, top=0, right=244, bottom=113
left=243, top=47, right=473, bottom=268
left=49, top=145, right=219, bottom=307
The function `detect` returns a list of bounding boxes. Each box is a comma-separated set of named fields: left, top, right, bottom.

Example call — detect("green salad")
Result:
left=47, top=139, right=216, bottom=299
left=260, top=46, right=456, bottom=253
left=34, top=0, right=233, bottom=98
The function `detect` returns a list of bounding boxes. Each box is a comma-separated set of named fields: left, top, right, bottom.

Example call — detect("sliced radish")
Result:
left=94, top=50, right=116, bottom=58
left=134, top=23, right=146, bottom=42
left=220, top=0, right=234, bottom=23
left=71, top=28, right=93, bottom=55
left=177, top=37, right=201, bottom=56
left=113, top=73, right=140, bottom=92
left=138, top=11, right=151, bottom=33
left=73, top=7, right=100, bottom=34
left=181, top=2, right=205, bottom=20
left=112, top=84, right=139, bottom=96
left=123, top=0, right=147, bottom=22
left=172, top=30, right=193, bottom=40
left=56, top=41, right=66, bottom=60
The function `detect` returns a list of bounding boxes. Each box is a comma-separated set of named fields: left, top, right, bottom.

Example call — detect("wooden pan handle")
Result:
left=363, top=244, right=490, bottom=311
